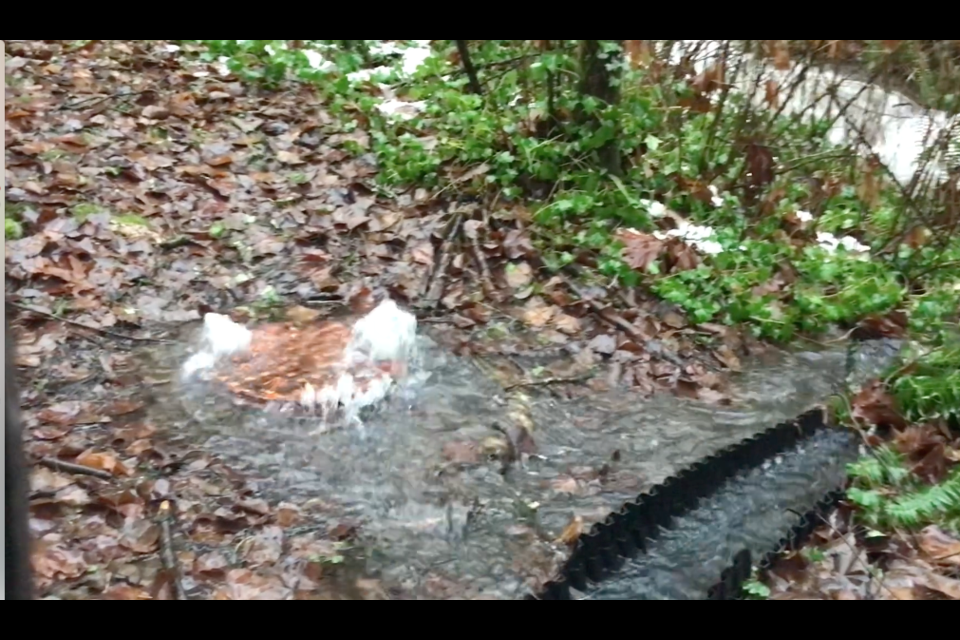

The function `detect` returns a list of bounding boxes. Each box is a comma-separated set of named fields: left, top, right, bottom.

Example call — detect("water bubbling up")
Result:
left=179, top=299, right=419, bottom=427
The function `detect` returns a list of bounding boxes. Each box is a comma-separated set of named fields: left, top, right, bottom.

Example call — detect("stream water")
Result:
left=135, top=323, right=900, bottom=600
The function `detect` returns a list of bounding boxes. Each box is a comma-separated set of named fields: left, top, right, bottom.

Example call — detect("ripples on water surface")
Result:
left=139, top=326, right=897, bottom=599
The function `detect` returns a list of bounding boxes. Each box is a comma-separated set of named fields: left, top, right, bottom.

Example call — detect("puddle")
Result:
left=135, top=322, right=897, bottom=599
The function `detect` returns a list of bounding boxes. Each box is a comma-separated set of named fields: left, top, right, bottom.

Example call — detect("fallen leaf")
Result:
left=585, top=333, right=615, bottom=356
left=102, top=400, right=145, bottom=417
left=219, top=569, right=292, bottom=600
left=918, top=526, right=960, bottom=566
left=665, top=238, right=700, bottom=272
left=442, top=441, right=480, bottom=465
left=76, top=450, right=131, bottom=476
left=55, top=485, right=92, bottom=507
left=616, top=229, right=664, bottom=272
left=284, top=305, right=321, bottom=325
left=462, top=219, right=483, bottom=240
left=713, top=345, right=741, bottom=371
left=117, top=520, right=160, bottom=554
left=551, top=477, right=581, bottom=495
left=276, top=503, right=302, bottom=528
left=851, top=380, right=907, bottom=429
left=505, top=261, right=533, bottom=289
left=662, top=310, right=686, bottom=329
left=237, top=498, right=271, bottom=516
left=32, top=542, right=87, bottom=580
left=277, top=150, right=304, bottom=165
left=502, top=229, right=535, bottom=259
left=355, top=578, right=390, bottom=600
left=410, top=242, right=435, bottom=266
left=242, top=526, right=284, bottom=567
left=553, top=314, right=582, bottom=335
left=521, top=299, right=557, bottom=327
left=675, top=379, right=700, bottom=399
left=329, top=522, right=358, bottom=541
left=30, top=467, right=74, bottom=492
left=105, top=585, right=153, bottom=600
left=856, top=311, right=908, bottom=339
left=556, top=515, right=583, bottom=546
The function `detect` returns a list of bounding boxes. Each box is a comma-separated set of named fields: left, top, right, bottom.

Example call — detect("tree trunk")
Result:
left=578, top=40, right=623, bottom=176
left=6, top=322, right=33, bottom=600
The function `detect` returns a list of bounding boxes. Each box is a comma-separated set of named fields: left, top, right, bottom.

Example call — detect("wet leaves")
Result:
left=216, top=569, right=292, bottom=601
left=851, top=379, right=907, bottom=429
left=4, top=39, right=758, bottom=601
left=917, top=526, right=960, bottom=566
left=617, top=229, right=664, bottom=272
left=556, top=515, right=583, bottom=546
left=442, top=441, right=481, bottom=465
left=32, top=541, right=88, bottom=582
left=76, top=450, right=132, bottom=476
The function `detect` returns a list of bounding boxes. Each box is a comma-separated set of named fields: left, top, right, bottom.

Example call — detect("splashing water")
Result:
left=180, top=299, right=419, bottom=427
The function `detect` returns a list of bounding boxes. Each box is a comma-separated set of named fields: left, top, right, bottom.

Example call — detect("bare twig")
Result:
left=422, top=211, right=464, bottom=308
left=157, top=500, right=188, bottom=601
left=560, top=272, right=685, bottom=367
left=10, top=301, right=175, bottom=344
left=39, top=456, right=114, bottom=481
left=455, top=40, right=483, bottom=96
left=503, top=375, right=592, bottom=392
left=59, top=89, right=153, bottom=112
left=490, top=422, right=518, bottom=475
left=781, top=506, right=898, bottom=600
left=466, top=214, right=500, bottom=303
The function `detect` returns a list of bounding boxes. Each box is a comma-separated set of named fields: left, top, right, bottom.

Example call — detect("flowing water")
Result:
left=136, top=323, right=901, bottom=600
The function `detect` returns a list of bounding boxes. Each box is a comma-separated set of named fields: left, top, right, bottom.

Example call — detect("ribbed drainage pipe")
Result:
left=529, top=409, right=859, bottom=600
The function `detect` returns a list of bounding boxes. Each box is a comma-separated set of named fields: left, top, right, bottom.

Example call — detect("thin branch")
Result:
left=59, top=89, right=153, bottom=112
left=455, top=40, right=483, bottom=96
left=10, top=302, right=175, bottom=344
left=421, top=210, right=464, bottom=309
left=503, top=375, right=592, bottom=392
left=157, top=500, right=188, bottom=601
left=559, top=270, right=685, bottom=368
left=466, top=212, right=500, bottom=303
left=39, top=456, right=114, bottom=481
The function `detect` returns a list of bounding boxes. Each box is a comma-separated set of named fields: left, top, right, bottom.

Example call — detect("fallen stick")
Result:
left=466, top=217, right=501, bottom=303
left=503, top=375, right=592, bottom=392
left=422, top=211, right=464, bottom=308
left=157, top=500, right=188, bottom=601
left=10, top=302, right=174, bottom=344
left=39, top=456, right=114, bottom=481
left=561, top=276, right=685, bottom=368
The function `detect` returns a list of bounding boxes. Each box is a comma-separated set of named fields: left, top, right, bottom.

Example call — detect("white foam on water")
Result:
left=181, top=313, right=252, bottom=377
left=181, top=299, right=419, bottom=429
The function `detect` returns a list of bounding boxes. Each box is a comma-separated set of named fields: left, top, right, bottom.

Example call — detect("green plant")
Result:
left=183, top=40, right=960, bottom=346
left=846, top=446, right=960, bottom=533
left=742, top=575, right=771, bottom=600
left=5, top=217, right=23, bottom=239
left=71, top=202, right=105, bottom=223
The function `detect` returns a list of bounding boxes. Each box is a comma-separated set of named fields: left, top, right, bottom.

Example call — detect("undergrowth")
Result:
left=847, top=447, right=960, bottom=533
left=177, top=39, right=960, bottom=597
left=180, top=39, right=960, bottom=347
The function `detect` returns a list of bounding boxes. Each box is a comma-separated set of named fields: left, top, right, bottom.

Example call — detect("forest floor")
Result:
left=5, top=40, right=957, bottom=600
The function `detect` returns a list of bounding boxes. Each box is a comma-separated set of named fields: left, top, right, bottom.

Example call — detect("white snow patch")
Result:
left=376, top=99, right=427, bottom=120
left=640, top=199, right=668, bottom=219
left=653, top=222, right=724, bottom=255
left=816, top=231, right=870, bottom=254
left=708, top=185, right=724, bottom=207
left=658, top=40, right=960, bottom=189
